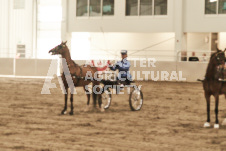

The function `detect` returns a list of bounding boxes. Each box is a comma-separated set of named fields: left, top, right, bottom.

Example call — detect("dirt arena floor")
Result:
left=0, top=77, right=226, bottom=151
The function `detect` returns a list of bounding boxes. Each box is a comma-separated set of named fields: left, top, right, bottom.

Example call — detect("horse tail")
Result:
left=92, top=84, right=97, bottom=107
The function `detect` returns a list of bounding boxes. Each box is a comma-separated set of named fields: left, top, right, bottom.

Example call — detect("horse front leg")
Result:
left=85, top=94, right=91, bottom=112
left=87, top=93, right=90, bottom=105
left=61, top=88, right=68, bottom=115
left=204, top=92, right=211, bottom=128
left=214, top=94, right=219, bottom=129
left=83, top=86, right=91, bottom=112
left=69, top=93, right=74, bottom=115
left=92, top=91, right=97, bottom=108
left=84, top=93, right=91, bottom=112
left=98, top=94, right=104, bottom=112
left=95, top=85, right=104, bottom=112
left=84, top=86, right=91, bottom=105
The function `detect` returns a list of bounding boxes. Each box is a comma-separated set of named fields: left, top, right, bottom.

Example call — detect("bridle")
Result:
left=49, top=44, right=66, bottom=55
left=213, top=51, right=225, bottom=65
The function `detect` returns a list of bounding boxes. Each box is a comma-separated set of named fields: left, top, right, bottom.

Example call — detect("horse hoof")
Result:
left=214, top=124, right=219, bottom=129
left=61, top=111, right=67, bottom=115
left=69, top=111, right=74, bottom=115
left=100, top=104, right=105, bottom=112
left=204, top=122, right=211, bottom=128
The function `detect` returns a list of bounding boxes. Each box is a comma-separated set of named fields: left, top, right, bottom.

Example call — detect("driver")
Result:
left=109, top=50, right=132, bottom=85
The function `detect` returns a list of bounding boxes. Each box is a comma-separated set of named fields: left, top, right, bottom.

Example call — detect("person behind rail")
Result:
left=189, top=52, right=199, bottom=61
left=201, top=53, right=207, bottom=62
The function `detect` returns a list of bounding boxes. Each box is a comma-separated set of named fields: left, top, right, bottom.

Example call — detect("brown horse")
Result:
left=49, top=41, right=104, bottom=115
left=203, top=48, right=226, bottom=128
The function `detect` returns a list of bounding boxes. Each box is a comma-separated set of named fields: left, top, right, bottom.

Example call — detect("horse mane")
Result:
left=210, top=51, right=218, bottom=60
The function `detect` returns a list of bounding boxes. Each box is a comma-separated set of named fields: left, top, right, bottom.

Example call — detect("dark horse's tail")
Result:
left=197, top=79, right=204, bottom=82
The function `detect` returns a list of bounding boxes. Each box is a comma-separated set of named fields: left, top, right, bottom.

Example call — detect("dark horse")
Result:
left=49, top=41, right=104, bottom=115
left=203, top=48, right=226, bottom=128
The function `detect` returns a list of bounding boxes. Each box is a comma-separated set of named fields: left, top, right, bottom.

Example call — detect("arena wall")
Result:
left=15, top=59, right=53, bottom=76
left=0, top=58, right=207, bottom=82
left=0, top=58, right=14, bottom=75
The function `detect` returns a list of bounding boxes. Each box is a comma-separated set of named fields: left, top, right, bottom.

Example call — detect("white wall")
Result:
left=65, top=0, right=226, bottom=62
left=68, top=0, right=226, bottom=33
left=187, top=33, right=210, bottom=50
left=1, top=0, right=225, bottom=61
left=0, top=0, right=34, bottom=58
left=219, top=32, right=226, bottom=50
left=87, top=32, right=175, bottom=50
left=184, top=0, right=226, bottom=32
left=0, top=0, right=9, bottom=57
left=70, top=32, right=175, bottom=61
left=36, top=0, right=62, bottom=59
left=67, top=0, right=175, bottom=33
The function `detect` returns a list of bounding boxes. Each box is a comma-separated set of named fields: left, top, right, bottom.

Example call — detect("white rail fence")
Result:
left=0, top=50, right=214, bottom=81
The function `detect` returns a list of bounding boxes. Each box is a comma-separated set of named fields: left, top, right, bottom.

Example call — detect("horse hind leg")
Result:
left=69, top=93, right=74, bottom=115
left=204, top=92, right=211, bottom=128
left=92, top=91, right=97, bottom=108
left=61, top=88, right=68, bottom=115
left=214, top=95, right=219, bottom=129
left=84, top=86, right=91, bottom=112
left=92, top=86, right=105, bottom=112
left=222, top=95, right=226, bottom=126
left=98, top=94, right=105, bottom=112
left=94, top=84, right=105, bottom=112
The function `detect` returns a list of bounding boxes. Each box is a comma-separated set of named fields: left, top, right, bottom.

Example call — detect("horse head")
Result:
left=49, top=41, right=67, bottom=55
left=210, top=48, right=225, bottom=66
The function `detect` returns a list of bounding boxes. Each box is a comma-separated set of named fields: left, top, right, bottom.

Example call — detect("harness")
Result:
left=72, top=66, right=84, bottom=79
left=67, top=62, right=85, bottom=86
left=73, top=66, right=85, bottom=86
left=215, top=52, right=226, bottom=81
left=217, top=64, right=226, bottom=82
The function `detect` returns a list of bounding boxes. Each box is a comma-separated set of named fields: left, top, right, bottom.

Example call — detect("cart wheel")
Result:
left=101, top=88, right=112, bottom=109
left=129, top=89, right=143, bottom=111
